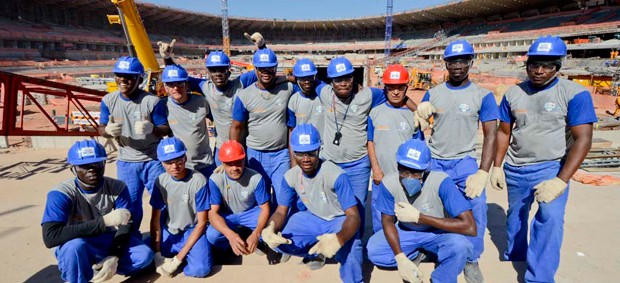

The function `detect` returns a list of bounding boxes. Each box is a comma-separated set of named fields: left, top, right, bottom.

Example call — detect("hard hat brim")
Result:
left=68, top=156, right=107, bottom=166
left=158, top=151, right=186, bottom=162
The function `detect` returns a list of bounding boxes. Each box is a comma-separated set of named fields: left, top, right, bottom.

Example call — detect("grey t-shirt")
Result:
left=200, top=79, right=244, bottom=148
left=166, top=95, right=213, bottom=170
left=287, top=91, right=325, bottom=136
left=208, top=168, right=267, bottom=214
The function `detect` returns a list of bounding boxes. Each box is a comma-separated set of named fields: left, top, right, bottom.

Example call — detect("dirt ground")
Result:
left=1, top=131, right=620, bottom=283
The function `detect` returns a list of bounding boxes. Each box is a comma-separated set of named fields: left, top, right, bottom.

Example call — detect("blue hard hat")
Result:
left=67, top=140, right=107, bottom=166
left=157, top=137, right=187, bottom=162
left=293, top=59, right=318, bottom=77
left=113, top=56, right=144, bottom=75
left=162, top=64, right=188, bottom=83
left=527, top=35, right=567, bottom=57
left=290, top=124, right=321, bottom=152
left=327, top=57, right=354, bottom=78
left=206, top=51, right=231, bottom=68
left=396, top=139, right=431, bottom=171
left=444, top=39, right=475, bottom=60
left=253, top=48, right=278, bottom=68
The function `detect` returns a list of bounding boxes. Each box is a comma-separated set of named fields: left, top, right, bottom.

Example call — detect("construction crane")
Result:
left=221, top=0, right=231, bottom=56
left=383, top=0, right=393, bottom=63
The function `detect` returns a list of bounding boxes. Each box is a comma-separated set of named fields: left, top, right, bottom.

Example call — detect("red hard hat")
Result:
left=219, top=140, right=246, bottom=163
left=382, top=64, right=409, bottom=85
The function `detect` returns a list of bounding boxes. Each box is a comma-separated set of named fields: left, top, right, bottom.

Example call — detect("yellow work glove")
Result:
left=104, top=116, right=122, bottom=137
left=91, top=256, right=119, bottom=283
left=395, top=253, right=423, bottom=283
left=465, top=170, right=489, bottom=198
left=534, top=177, right=567, bottom=203
left=308, top=233, right=341, bottom=258
left=102, top=209, right=131, bottom=227
left=395, top=202, right=420, bottom=223
left=134, top=115, right=154, bottom=135
left=416, top=101, right=436, bottom=119
left=157, top=39, right=176, bottom=59
left=160, top=255, right=182, bottom=277
left=244, top=32, right=265, bottom=49
left=261, top=221, right=291, bottom=249
left=489, top=167, right=507, bottom=191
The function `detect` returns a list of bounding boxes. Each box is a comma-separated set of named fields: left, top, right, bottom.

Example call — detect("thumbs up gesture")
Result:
left=134, top=114, right=154, bottom=135
left=105, top=116, right=122, bottom=137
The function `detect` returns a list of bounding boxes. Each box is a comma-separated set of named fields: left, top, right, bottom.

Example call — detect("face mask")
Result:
left=401, top=177, right=422, bottom=197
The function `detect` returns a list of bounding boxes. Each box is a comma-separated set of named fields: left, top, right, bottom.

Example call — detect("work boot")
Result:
left=265, top=246, right=291, bottom=265
left=302, top=254, right=326, bottom=270
left=464, top=262, right=484, bottom=283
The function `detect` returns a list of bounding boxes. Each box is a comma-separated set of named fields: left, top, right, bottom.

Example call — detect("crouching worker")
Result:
left=150, top=137, right=212, bottom=277
left=367, top=139, right=476, bottom=283
left=206, top=140, right=271, bottom=256
left=42, top=140, right=153, bottom=283
left=261, top=124, right=364, bottom=283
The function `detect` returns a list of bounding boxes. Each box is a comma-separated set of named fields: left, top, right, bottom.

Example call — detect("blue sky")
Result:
left=142, top=0, right=456, bottom=20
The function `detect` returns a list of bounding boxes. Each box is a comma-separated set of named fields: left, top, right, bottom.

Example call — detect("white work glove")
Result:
left=104, top=116, right=122, bottom=137
left=261, top=221, right=291, bottom=249
left=465, top=170, right=489, bottom=198
left=395, top=253, right=423, bottom=283
left=244, top=32, right=265, bottom=49
left=134, top=115, right=154, bottom=135
left=416, top=101, right=436, bottom=119
left=157, top=39, right=176, bottom=59
left=214, top=164, right=225, bottom=174
left=395, top=202, right=420, bottom=223
left=413, top=113, right=430, bottom=132
left=490, top=166, right=507, bottom=191
left=91, top=256, right=119, bottom=283
left=534, top=177, right=567, bottom=203
left=309, top=233, right=342, bottom=258
left=160, top=255, right=183, bottom=277
left=102, top=209, right=131, bottom=227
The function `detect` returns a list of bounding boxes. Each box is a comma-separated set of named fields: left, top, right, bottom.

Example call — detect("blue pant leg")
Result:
left=160, top=227, right=184, bottom=257
left=181, top=228, right=213, bottom=278
left=268, top=149, right=291, bottom=207
left=206, top=213, right=241, bottom=250
left=371, top=182, right=382, bottom=234
left=214, top=147, right=222, bottom=166
left=337, top=156, right=371, bottom=206
left=276, top=211, right=324, bottom=256
left=467, top=189, right=487, bottom=262
left=421, top=233, right=473, bottom=283
left=503, top=164, right=534, bottom=261
left=320, top=216, right=363, bottom=283
left=55, top=238, right=96, bottom=283
left=366, top=227, right=424, bottom=267
left=247, top=148, right=271, bottom=196
left=196, top=163, right=217, bottom=180
left=117, top=161, right=146, bottom=232
left=238, top=206, right=261, bottom=230
left=142, top=160, right=164, bottom=196
left=116, top=235, right=154, bottom=276
left=525, top=163, right=567, bottom=283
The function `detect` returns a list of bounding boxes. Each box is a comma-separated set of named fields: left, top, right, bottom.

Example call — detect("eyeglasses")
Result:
left=76, top=161, right=105, bottom=170
left=297, top=76, right=315, bottom=83
left=256, top=67, right=277, bottom=74
left=164, top=81, right=186, bottom=88
left=333, top=76, right=353, bottom=83
left=527, top=62, right=557, bottom=72
left=397, top=165, right=423, bottom=179
left=207, top=67, right=228, bottom=74
left=163, top=157, right=185, bottom=166
left=114, top=73, right=139, bottom=80
left=385, top=85, right=407, bottom=92
left=445, top=59, right=472, bottom=68
left=294, top=150, right=319, bottom=158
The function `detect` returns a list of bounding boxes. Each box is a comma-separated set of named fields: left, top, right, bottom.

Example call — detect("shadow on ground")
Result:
left=487, top=203, right=526, bottom=282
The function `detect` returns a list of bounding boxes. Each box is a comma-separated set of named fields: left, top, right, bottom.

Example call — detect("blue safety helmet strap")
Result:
left=527, top=36, right=567, bottom=57
left=253, top=48, right=278, bottom=68
left=113, top=56, right=145, bottom=76
left=206, top=51, right=231, bottom=67
left=157, top=137, right=187, bottom=162
left=67, top=140, right=107, bottom=166
left=162, top=64, right=189, bottom=83
left=290, top=123, right=321, bottom=152
left=444, top=40, right=475, bottom=60
left=396, top=139, right=431, bottom=170
left=293, top=59, right=318, bottom=77
left=327, top=57, right=354, bottom=78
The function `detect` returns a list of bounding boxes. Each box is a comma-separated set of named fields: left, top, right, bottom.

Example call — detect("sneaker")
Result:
left=265, top=246, right=291, bottom=265
left=302, top=254, right=325, bottom=270
left=464, top=262, right=484, bottom=283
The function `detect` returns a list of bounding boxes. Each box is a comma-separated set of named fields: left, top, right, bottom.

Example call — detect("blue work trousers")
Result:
left=430, top=156, right=486, bottom=262
left=117, top=160, right=164, bottom=233
left=335, top=155, right=371, bottom=207
left=55, top=232, right=153, bottom=283
left=247, top=147, right=290, bottom=206
left=206, top=206, right=260, bottom=250
left=160, top=225, right=212, bottom=278
left=367, top=226, right=472, bottom=283
left=276, top=211, right=363, bottom=283
left=503, top=161, right=569, bottom=283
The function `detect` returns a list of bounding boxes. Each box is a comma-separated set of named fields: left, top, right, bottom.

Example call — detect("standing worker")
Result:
left=161, top=64, right=216, bottom=178
left=42, top=140, right=153, bottom=283
left=99, top=56, right=170, bottom=233
left=416, top=39, right=499, bottom=282
left=150, top=137, right=212, bottom=278
left=491, top=35, right=596, bottom=283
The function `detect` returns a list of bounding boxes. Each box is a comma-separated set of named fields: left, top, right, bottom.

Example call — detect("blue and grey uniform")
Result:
left=367, top=101, right=421, bottom=232
left=367, top=172, right=472, bottom=283
left=277, top=161, right=363, bottom=283
left=100, top=90, right=168, bottom=232
left=188, top=73, right=257, bottom=165
left=287, top=87, right=325, bottom=136
left=421, top=81, right=499, bottom=262
left=498, top=78, right=596, bottom=283
left=316, top=84, right=386, bottom=206
left=232, top=82, right=295, bottom=207
left=150, top=170, right=212, bottom=277
left=206, top=168, right=270, bottom=249
left=42, top=177, right=153, bottom=283
left=166, top=94, right=215, bottom=178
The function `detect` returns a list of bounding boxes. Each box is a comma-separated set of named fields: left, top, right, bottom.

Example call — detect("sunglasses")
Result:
left=527, top=62, right=557, bottom=72
left=256, top=67, right=277, bottom=74
left=445, top=59, right=472, bottom=68
left=164, top=81, right=186, bottom=88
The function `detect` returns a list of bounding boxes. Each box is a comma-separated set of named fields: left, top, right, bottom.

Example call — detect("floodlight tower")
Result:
left=221, top=0, right=230, bottom=56
left=384, top=0, right=393, bottom=63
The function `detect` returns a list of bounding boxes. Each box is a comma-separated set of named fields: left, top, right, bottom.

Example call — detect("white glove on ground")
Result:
left=395, top=253, right=423, bottom=283
left=465, top=170, right=489, bottom=198
left=102, top=209, right=131, bottom=227
left=91, top=256, right=119, bottom=283
left=160, top=256, right=182, bottom=276
left=395, top=202, right=420, bottom=223
left=534, top=177, right=567, bottom=203
left=244, top=32, right=265, bottom=48
left=261, top=221, right=291, bottom=249
left=309, top=233, right=341, bottom=258
left=157, top=39, right=176, bottom=59
left=104, top=116, right=122, bottom=137
left=490, top=167, right=507, bottom=191
left=416, top=101, right=436, bottom=119
left=134, top=116, right=153, bottom=135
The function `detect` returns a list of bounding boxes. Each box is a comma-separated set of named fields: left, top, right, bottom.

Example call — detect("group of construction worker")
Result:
left=41, top=33, right=595, bottom=283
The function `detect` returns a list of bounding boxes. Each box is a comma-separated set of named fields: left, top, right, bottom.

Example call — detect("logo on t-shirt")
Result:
left=544, top=102, right=557, bottom=112
left=399, top=121, right=409, bottom=131
left=315, top=105, right=324, bottom=113
left=182, top=194, right=190, bottom=203
left=301, top=64, right=311, bottom=71
left=189, top=113, right=197, bottom=121
left=241, top=190, right=249, bottom=199
left=406, top=149, right=421, bottom=160
left=459, top=104, right=470, bottom=112
left=133, top=111, right=142, bottom=120
left=351, top=104, right=359, bottom=113
left=275, top=98, right=284, bottom=106
left=451, top=44, right=464, bottom=53
left=298, top=134, right=311, bottom=145
left=537, top=43, right=552, bottom=52
left=78, top=147, right=96, bottom=158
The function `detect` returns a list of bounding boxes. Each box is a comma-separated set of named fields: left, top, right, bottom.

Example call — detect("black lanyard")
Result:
left=332, top=92, right=351, bottom=135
